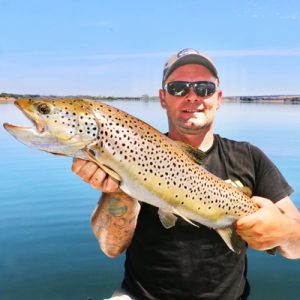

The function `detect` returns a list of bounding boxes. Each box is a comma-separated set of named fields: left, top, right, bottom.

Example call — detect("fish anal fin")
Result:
left=84, top=148, right=121, bottom=181
left=216, top=225, right=244, bottom=254
left=174, top=141, right=206, bottom=165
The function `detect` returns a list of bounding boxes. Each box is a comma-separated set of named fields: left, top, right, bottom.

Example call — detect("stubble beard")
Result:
left=171, top=117, right=213, bottom=136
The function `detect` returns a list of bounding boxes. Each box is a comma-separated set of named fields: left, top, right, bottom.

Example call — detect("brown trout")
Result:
left=3, top=98, right=260, bottom=254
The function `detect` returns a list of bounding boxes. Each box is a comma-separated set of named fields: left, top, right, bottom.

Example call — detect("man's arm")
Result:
left=72, top=159, right=140, bottom=258
left=236, top=196, right=300, bottom=259
left=91, top=191, right=140, bottom=258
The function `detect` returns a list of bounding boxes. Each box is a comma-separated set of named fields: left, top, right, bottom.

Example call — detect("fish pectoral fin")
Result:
left=98, top=164, right=121, bottom=182
left=174, top=141, right=206, bottom=165
left=216, top=225, right=244, bottom=254
left=158, top=208, right=178, bottom=229
left=157, top=207, right=199, bottom=229
left=84, top=148, right=121, bottom=181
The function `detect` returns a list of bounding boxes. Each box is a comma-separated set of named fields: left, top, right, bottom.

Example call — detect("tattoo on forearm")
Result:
left=108, top=198, right=128, bottom=217
left=91, top=191, right=140, bottom=256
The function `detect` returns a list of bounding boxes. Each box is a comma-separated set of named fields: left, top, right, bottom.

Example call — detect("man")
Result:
left=72, top=49, right=300, bottom=299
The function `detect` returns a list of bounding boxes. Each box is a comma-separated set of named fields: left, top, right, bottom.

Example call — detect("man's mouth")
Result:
left=182, top=108, right=204, bottom=113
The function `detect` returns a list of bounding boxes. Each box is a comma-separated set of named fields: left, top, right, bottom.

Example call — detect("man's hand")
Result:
left=72, top=158, right=119, bottom=192
left=72, top=158, right=138, bottom=257
left=236, top=196, right=292, bottom=251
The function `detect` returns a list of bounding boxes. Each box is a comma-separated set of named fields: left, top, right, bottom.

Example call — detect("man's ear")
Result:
left=216, top=89, right=223, bottom=110
left=159, top=89, right=166, bottom=108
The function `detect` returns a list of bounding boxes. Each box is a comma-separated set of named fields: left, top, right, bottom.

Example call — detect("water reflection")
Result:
left=0, top=101, right=299, bottom=300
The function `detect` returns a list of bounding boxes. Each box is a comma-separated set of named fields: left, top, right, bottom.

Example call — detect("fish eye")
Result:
left=37, top=103, right=51, bottom=115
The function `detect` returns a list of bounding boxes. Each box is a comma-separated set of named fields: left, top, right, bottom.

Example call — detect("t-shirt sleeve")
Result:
left=250, top=145, right=294, bottom=202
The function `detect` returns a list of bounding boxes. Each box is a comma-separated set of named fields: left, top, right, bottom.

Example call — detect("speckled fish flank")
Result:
left=3, top=98, right=259, bottom=253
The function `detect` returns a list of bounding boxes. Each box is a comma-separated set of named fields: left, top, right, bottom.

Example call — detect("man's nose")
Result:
left=186, top=87, right=200, bottom=102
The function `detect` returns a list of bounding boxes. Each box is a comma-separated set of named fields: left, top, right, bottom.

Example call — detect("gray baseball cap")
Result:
left=162, top=48, right=218, bottom=87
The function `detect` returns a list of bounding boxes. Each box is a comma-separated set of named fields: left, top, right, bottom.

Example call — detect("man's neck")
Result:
left=168, top=128, right=215, bottom=152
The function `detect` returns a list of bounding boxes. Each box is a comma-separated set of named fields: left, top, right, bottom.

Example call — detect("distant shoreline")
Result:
left=1, top=93, right=300, bottom=104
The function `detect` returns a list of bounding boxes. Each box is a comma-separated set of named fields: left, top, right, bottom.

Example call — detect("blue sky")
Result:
left=1, top=0, right=300, bottom=97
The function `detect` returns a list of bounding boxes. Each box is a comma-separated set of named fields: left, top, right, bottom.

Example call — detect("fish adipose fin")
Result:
left=84, top=148, right=121, bottom=181
left=216, top=225, right=245, bottom=254
left=175, top=141, right=206, bottom=165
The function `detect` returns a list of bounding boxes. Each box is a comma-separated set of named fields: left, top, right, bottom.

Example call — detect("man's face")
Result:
left=159, top=64, right=222, bottom=136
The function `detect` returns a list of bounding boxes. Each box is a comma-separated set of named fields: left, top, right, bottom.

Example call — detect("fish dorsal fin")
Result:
left=216, top=225, right=244, bottom=254
left=158, top=208, right=178, bottom=229
left=175, top=141, right=206, bottom=165
left=224, top=178, right=253, bottom=197
left=84, top=148, right=121, bottom=182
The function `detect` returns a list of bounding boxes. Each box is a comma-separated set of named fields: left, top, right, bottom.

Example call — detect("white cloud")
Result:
left=64, top=49, right=300, bottom=61
left=6, top=48, right=300, bottom=65
left=279, top=13, right=300, bottom=20
left=64, top=51, right=173, bottom=61
left=210, top=48, right=300, bottom=57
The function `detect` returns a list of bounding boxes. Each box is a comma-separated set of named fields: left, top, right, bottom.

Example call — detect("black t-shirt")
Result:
left=121, top=134, right=293, bottom=300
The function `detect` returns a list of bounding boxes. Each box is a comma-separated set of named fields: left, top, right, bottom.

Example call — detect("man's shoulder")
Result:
left=213, top=134, right=264, bottom=157
left=214, top=134, right=252, bottom=149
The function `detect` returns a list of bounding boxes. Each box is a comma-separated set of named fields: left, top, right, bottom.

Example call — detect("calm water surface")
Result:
left=0, top=101, right=299, bottom=300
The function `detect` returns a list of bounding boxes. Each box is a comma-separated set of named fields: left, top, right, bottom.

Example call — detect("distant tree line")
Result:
left=0, top=93, right=159, bottom=101
left=0, top=93, right=41, bottom=99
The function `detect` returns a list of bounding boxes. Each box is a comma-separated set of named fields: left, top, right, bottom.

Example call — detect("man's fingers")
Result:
left=74, top=161, right=99, bottom=182
left=72, top=159, right=120, bottom=192
left=236, top=216, right=256, bottom=231
left=103, top=176, right=119, bottom=193
left=251, top=196, right=273, bottom=208
left=236, top=197, right=274, bottom=230
left=72, top=158, right=88, bottom=173
left=90, top=168, right=109, bottom=189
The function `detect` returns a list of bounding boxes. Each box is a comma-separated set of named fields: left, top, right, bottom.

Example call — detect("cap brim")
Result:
left=163, top=54, right=218, bottom=84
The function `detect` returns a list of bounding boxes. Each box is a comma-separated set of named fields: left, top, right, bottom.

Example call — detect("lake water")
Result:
left=0, top=100, right=299, bottom=300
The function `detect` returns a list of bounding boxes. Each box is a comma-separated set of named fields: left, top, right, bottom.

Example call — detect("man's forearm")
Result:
left=90, top=190, right=140, bottom=258
left=278, top=214, right=300, bottom=259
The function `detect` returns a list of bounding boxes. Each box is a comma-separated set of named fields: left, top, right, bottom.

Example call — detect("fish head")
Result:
left=3, top=98, right=99, bottom=157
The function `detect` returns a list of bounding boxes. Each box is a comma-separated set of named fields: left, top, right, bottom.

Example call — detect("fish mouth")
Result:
left=3, top=99, right=45, bottom=134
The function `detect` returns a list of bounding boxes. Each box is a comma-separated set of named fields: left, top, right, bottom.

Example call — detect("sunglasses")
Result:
left=164, top=81, right=217, bottom=97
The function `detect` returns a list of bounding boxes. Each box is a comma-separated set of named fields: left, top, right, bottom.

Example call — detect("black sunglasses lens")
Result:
left=167, top=82, right=189, bottom=96
left=194, top=82, right=216, bottom=97
left=166, top=81, right=216, bottom=97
